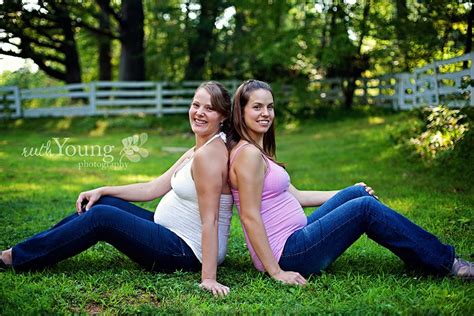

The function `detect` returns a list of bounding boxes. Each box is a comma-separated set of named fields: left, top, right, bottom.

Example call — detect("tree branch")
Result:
left=73, top=19, right=120, bottom=39
left=1, top=16, right=64, bottom=46
left=0, top=48, right=24, bottom=59
left=33, top=59, right=66, bottom=81
left=357, top=0, right=371, bottom=54
left=0, top=27, right=63, bottom=52
left=23, top=35, right=62, bottom=51
left=0, top=37, right=65, bottom=64
left=95, top=0, right=123, bottom=27
left=0, top=47, right=66, bottom=81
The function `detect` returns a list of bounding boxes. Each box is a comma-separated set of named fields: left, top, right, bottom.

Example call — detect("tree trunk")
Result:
left=396, top=0, right=410, bottom=72
left=317, top=4, right=331, bottom=62
left=464, top=6, right=473, bottom=68
left=184, top=0, right=220, bottom=80
left=99, top=6, right=112, bottom=81
left=343, top=0, right=371, bottom=110
left=59, top=8, right=82, bottom=83
left=343, top=77, right=357, bottom=109
left=325, top=4, right=338, bottom=78
left=119, top=0, right=145, bottom=81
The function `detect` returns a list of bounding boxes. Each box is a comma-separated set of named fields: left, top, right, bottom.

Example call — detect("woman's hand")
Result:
left=271, top=269, right=307, bottom=286
left=199, top=279, right=230, bottom=297
left=355, top=182, right=378, bottom=199
left=76, top=188, right=103, bottom=214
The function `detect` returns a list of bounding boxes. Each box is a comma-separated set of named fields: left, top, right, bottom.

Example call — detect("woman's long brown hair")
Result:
left=230, top=79, right=281, bottom=164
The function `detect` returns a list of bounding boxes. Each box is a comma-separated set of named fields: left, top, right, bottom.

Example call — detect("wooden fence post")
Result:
left=413, top=69, right=418, bottom=108
left=89, top=82, right=96, bottom=115
left=395, top=74, right=402, bottom=110
left=156, top=82, right=163, bottom=117
left=433, top=61, right=439, bottom=106
left=362, top=78, right=368, bottom=105
left=13, top=86, right=21, bottom=118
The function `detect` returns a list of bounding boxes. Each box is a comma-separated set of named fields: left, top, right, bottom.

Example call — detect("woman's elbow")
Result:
left=240, top=212, right=259, bottom=227
left=201, top=214, right=218, bottom=228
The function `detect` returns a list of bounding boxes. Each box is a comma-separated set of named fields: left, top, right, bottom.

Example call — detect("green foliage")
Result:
left=410, top=106, right=469, bottom=159
left=435, top=108, right=474, bottom=186
left=386, top=110, right=424, bottom=147
left=388, top=106, right=470, bottom=159
left=0, top=68, right=75, bottom=109
left=3, top=0, right=469, bottom=86
left=1, top=113, right=472, bottom=314
left=0, top=68, right=60, bottom=89
left=388, top=106, right=474, bottom=187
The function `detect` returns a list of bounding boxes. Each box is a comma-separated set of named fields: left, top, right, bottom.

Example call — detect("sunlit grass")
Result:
left=0, top=112, right=472, bottom=314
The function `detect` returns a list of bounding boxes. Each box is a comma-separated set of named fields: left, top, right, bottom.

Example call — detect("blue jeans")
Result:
left=12, top=196, right=200, bottom=272
left=279, top=186, right=455, bottom=276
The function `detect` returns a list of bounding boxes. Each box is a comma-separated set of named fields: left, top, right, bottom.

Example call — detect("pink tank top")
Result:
left=230, top=143, right=307, bottom=272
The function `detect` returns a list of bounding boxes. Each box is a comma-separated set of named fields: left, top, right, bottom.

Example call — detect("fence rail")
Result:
left=0, top=53, right=472, bottom=119
left=308, top=52, right=473, bottom=110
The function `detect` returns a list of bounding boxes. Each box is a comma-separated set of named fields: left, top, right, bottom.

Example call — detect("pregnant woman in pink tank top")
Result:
left=228, top=79, right=473, bottom=285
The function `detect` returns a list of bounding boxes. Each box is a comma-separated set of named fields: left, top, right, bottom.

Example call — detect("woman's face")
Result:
left=189, top=88, right=224, bottom=138
left=243, top=89, right=274, bottom=140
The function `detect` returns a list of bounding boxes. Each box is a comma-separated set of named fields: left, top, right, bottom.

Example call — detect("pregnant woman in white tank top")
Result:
left=0, top=82, right=234, bottom=296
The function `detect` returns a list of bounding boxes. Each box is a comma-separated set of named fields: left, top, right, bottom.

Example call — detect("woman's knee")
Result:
left=84, top=205, right=116, bottom=225
left=95, top=195, right=125, bottom=207
left=341, top=185, right=369, bottom=199
left=347, top=196, right=378, bottom=216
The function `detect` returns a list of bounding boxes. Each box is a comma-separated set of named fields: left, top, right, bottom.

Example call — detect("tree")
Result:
left=70, top=0, right=116, bottom=81
left=320, top=1, right=370, bottom=109
left=96, top=0, right=145, bottom=81
left=463, top=4, right=472, bottom=68
left=343, top=0, right=371, bottom=109
left=184, top=0, right=222, bottom=80
left=118, top=0, right=145, bottom=81
left=0, top=0, right=82, bottom=83
left=143, top=0, right=189, bottom=81
left=98, top=5, right=113, bottom=81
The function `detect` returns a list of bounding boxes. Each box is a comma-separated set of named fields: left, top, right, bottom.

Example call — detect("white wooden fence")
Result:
left=0, top=53, right=472, bottom=119
left=310, top=52, right=473, bottom=110
left=0, top=80, right=240, bottom=119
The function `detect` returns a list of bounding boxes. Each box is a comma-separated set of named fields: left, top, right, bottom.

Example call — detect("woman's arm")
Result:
left=193, top=142, right=230, bottom=296
left=288, top=185, right=339, bottom=207
left=76, top=148, right=194, bottom=212
left=233, top=146, right=306, bottom=286
left=289, top=182, right=377, bottom=208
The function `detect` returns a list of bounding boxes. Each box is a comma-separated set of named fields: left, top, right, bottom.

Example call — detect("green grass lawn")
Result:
left=0, top=112, right=473, bottom=314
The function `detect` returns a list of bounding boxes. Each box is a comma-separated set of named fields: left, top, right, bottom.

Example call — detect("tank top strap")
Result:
left=201, top=132, right=226, bottom=148
left=229, top=142, right=270, bottom=173
left=175, top=132, right=227, bottom=178
left=191, top=132, right=226, bottom=159
left=229, top=142, right=252, bottom=166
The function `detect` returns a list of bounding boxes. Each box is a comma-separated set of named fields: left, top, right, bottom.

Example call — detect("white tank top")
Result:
left=154, top=132, right=233, bottom=264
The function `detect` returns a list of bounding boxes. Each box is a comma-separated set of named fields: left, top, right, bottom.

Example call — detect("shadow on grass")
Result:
left=1, top=114, right=192, bottom=136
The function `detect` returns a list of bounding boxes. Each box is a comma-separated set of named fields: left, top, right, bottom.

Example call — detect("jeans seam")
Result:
left=281, top=211, right=363, bottom=259
left=15, top=216, right=193, bottom=267
left=282, top=199, right=453, bottom=273
left=367, top=203, right=452, bottom=272
left=100, top=221, right=193, bottom=258
left=14, top=224, right=97, bottom=267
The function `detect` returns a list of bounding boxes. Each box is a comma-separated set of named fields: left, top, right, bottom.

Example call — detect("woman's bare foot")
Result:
left=1, top=249, right=12, bottom=266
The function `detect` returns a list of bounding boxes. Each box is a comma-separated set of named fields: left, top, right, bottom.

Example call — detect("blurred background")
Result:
left=0, top=0, right=472, bottom=119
